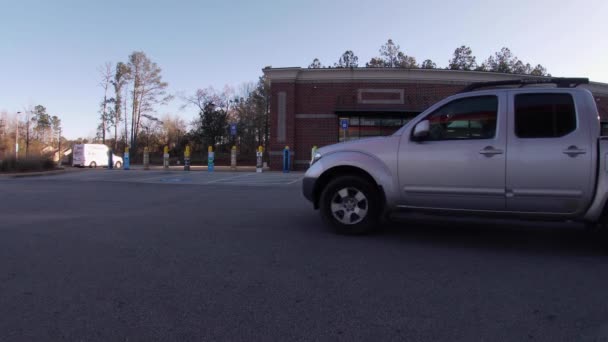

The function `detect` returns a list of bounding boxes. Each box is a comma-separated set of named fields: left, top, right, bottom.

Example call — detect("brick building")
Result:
left=262, top=67, right=608, bottom=170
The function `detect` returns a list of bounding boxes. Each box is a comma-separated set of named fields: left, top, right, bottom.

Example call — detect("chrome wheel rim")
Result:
left=330, top=187, right=368, bottom=225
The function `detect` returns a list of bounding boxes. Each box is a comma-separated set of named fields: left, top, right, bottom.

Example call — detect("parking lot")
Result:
left=21, top=168, right=305, bottom=186
left=2, top=168, right=608, bottom=341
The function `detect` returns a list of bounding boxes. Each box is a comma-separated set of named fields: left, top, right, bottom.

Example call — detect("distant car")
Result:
left=72, top=144, right=123, bottom=168
left=303, top=78, right=608, bottom=234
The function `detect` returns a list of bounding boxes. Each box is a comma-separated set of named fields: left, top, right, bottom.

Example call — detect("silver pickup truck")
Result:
left=303, top=78, right=608, bottom=234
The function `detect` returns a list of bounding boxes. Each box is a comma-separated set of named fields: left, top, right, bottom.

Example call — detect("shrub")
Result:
left=0, top=157, right=57, bottom=173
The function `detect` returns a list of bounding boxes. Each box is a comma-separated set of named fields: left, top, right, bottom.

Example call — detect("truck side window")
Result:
left=424, top=96, right=498, bottom=141
left=515, top=93, right=576, bottom=138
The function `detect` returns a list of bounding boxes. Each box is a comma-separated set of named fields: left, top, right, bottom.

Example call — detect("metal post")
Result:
left=184, top=145, right=191, bottom=171
left=207, top=146, right=214, bottom=172
left=108, top=148, right=114, bottom=170
left=283, top=146, right=290, bottom=173
left=58, top=127, right=62, bottom=166
left=163, top=146, right=169, bottom=169
left=256, top=146, right=263, bottom=173
left=230, top=146, right=237, bottom=171
left=15, top=111, right=21, bottom=160
left=143, top=147, right=150, bottom=170
left=123, top=147, right=130, bottom=170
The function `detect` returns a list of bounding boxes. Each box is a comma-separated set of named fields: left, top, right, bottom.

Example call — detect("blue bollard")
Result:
left=283, top=146, right=290, bottom=173
left=208, top=146, right=214, bottom=172
left=124, top=147, right=130, bottom=170
left=108, top=149, right=113, bottom=170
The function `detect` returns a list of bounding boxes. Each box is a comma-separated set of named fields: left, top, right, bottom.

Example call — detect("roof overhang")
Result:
left=262, top=67, right=608, bottom=96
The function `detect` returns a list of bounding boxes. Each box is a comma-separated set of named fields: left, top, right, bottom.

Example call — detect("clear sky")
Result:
left=1, top=0, right=607, bottom=139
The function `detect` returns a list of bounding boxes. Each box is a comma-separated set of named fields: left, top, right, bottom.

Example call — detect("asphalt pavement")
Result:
left=1, top=169, right=608, bottom=341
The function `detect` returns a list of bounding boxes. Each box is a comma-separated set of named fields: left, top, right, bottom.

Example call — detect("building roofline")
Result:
left=262, top=67, right=608, bottom=95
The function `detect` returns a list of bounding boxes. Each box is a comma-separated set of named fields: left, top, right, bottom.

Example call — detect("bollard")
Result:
left=163, top=146, right=169, bottom=169
left=123, top=147, right=130, bottom=170
left=143, top=147, right=150, bottom=170
left=283, top=146, right=290, bottom=173
left=230, top=146, right=237, bottom=171
left=311, top=145, right=318, bottom=163
left=184, top=145, right=191, bottom=171
left=256, top=146, right=263, bottom=173
left=207, top=146, right=214, bottom=172
left=108, top=148, right=113, bottom=170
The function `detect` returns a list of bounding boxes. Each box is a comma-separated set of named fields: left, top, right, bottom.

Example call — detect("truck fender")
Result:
left=306, top=151, right=400, bottom=209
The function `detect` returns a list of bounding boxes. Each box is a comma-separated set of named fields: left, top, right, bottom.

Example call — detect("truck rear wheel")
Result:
left=115, top=161, right=122, bottom=169
left=89, top=161, right=97, bottom=168
left=319, top=175, right=381, bottom=235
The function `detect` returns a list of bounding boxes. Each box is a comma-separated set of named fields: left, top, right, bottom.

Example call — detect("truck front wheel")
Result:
left=319, top=175, right=381, bottom=235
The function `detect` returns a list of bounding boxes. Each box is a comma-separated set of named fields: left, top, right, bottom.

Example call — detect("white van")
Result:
left=72, top=144, right=123, bottom=168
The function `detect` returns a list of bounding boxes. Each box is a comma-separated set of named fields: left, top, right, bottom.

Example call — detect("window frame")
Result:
left=513, top=92, right=578, bottom=139
left=414, top=95, right=500, bottom=142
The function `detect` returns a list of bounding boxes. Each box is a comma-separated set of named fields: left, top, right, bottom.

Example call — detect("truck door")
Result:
left=398, top=93, right=507, bottom=211
left=505, top=91, right=594, bottom=215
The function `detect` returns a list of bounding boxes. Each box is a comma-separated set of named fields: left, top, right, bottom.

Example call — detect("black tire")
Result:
left=115, top=161, right=122, bottom=169
left=89, top=161, right=97, bottom=168
left=319, top=175, right=382, bottom=235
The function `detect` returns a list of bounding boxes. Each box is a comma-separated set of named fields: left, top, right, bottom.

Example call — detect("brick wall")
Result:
left=269, top=82, right=296, bottom=169
left=269, top=81, right=464, bottom=170
left=269, top=79, right=608, bottom=171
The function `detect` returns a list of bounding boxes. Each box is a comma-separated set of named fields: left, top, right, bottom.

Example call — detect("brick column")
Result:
left=269, top=82, right=296, bottom=170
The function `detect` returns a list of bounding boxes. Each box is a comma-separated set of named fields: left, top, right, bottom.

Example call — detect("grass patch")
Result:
left=0, top=157, right=57, bottom=173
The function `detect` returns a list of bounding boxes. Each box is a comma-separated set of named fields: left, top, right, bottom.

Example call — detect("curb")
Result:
left=122, top=166, right=272, bottom=172
left=1, top=169, right=66, bottom=178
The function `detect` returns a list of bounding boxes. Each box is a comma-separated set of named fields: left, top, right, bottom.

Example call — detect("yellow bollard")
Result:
left=184, top=145, right=191, bottom=171
left=143, top=147, right=150, bottom=170
left=163, top=145, right=169, bottom=169
left=231, top=145, right=237, bottom=170
left=256, top=146, right=264, bottom=173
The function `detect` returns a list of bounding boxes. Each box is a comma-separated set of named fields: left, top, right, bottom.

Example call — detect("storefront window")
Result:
left=339, top=114, right=417, bottom=142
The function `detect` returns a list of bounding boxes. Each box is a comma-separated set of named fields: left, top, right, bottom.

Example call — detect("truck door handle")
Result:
left=479, top=146, right=503, bottom=156
left=562, top=145, right=586, bottom=157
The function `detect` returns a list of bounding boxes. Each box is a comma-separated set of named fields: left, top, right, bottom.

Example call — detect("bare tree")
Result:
left=308, top=58, right=322, bottom=69
left=182, top=87, right=225, bottom=112
left=448, top=46, right=477, bottom=71
left=366, top=57, right=386, bottom=68
left=160, top=114, right=187, bottom=148
left=421, top=59, right=437, bottom=69
left=395, top=52, right=418, bottom=68
left=112, top=62, right=130, bottom=150
left=98, top=62, right=114, bottom=144
left=379, top=39, right=401, bottom=67
left=123, top=85, right=129, bottom=148
left=127, top=51, right=172, bottom=152
left=335, top=50, right=359, bottom=68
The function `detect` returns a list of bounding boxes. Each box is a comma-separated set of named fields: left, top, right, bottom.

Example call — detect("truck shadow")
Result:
left=379, top=215, right=608, bottom=257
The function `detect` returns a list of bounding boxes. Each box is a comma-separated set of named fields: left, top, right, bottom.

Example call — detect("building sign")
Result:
left=230, top=123, right=237, bottom=136
left=340, top=119, right=349, bottom=130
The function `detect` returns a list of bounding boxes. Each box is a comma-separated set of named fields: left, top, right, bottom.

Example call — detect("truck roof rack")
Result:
left=461, top=77, right=589, bottom=92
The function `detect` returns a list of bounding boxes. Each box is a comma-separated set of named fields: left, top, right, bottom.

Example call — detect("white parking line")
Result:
left=215, top=176, right=303, bottom=186
left=204, top=173, right=257, bottom=184
left=286, top=177, right=304, bottom=185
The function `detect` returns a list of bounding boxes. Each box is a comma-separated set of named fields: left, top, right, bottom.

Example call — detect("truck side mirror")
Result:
left=413, top=120, right=430, bottom=140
